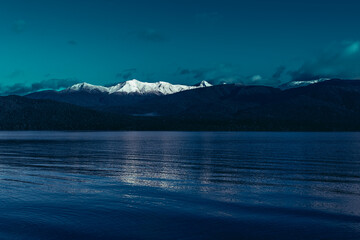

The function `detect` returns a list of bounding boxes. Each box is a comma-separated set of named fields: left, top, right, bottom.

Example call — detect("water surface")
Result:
left=0, top=131, right=360, bottom=239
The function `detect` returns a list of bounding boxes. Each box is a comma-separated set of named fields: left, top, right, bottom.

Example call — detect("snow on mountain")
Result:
left=64, top=79, right=212, bottom=95
left=280, top=78, right=330, bottom=89
left=66, top=82, right=109, bottom=93
left=197, top=80, right=213, bottom=87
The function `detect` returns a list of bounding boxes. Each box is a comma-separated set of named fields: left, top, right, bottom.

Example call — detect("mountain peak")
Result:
left=198, top=80, right=212, bottom=87
left=123, top=79, right=142, bottom=84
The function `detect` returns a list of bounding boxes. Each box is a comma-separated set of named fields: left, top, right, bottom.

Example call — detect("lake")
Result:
left=0, top=131, right=359, bottom=239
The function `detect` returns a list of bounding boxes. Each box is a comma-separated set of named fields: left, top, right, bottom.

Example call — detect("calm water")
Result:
left=0, top=132, right=360, bottom=240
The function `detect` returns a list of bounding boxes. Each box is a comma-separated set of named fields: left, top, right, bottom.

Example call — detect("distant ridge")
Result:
left=280, top=78, right=331, bottom=89
left=11, top=79, right=360, bottom=131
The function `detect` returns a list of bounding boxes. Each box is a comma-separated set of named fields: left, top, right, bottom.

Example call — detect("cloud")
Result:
left=251, top=75, right=262, bottom=82
left=136, top=29, right=166, bottom=42
left=0, top=78, right=78, bottom=96
left=262, top=66, right=288, bottom=85
left=115, top=68, right=137, bottom=81
left=272, top=66, right=286, bottom=80
left=177, top=65, right=251, bottom=85
left=177, top=64, right=280, bottom=86
left=195, top=12, right=222, bottom=23
left=12, top=20, right=27, bottom=33
left=178, top=40, right=360, bottom=86
left=178, top=68, right=209, bottom=80
left=6, top=70, right=24, bottom=80
left=67, top=40, right=78, bottom=46
left=290, top=41, right=360, bottom=81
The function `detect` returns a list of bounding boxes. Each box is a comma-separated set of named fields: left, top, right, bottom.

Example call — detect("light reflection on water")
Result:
left=0, top=131, right=360, bottom=239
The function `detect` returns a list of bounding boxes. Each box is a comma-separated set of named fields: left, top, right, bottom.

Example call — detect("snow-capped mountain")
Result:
left=66, top=79, right=212, bottom=95
left=197, top=80, right=213, bottom=87
left=280, top=78, right=330, bottom=89
left=66, top=82, right=109, bottom=93
left=27, top=79, right=213, bottom=108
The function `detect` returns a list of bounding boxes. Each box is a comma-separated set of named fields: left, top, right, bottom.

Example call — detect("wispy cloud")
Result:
left=12, top=20, right=27, bottom=33
left=176, top=64, right=264, bottom=85
left=67, top=40, right=78, bottom=46
left=290, top=41, right=360, bottom=81
left=272, top=66, right=286, bottom=81
left=115, top=68, right=137, bottom=81
left=0, top=78, right=78, bottom=96
left=176, top=63, right=282, bottom=86
left=6, top=70, right=25, bottom=80
left=195, top=12, right=222, bottom=23
left=136, top=28, right=167, bottom=42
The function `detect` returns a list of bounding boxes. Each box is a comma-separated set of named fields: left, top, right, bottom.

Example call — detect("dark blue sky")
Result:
left=1, top=0, right=360, bottom=94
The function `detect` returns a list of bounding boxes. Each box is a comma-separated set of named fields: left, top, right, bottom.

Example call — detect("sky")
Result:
left=1, top=0, right=360, bottom=95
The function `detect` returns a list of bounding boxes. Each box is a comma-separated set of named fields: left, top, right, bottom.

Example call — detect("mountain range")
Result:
left=1, top=78, right=359, bottom=131
left=27, top=79, right=212, bottom=107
